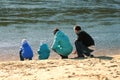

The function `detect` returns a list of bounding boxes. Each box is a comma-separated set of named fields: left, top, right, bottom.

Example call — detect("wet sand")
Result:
left=0, top=49, right=120, bottom=61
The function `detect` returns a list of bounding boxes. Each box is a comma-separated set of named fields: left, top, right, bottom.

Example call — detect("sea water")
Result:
left=0, top=0, right=120, bottom=58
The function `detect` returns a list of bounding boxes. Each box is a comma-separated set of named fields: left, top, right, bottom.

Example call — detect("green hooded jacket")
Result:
left=51, top=30, right=73, bottom=56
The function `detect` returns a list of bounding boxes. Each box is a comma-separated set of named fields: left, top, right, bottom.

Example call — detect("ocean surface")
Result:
left=0, top=0, right=120, bottom=58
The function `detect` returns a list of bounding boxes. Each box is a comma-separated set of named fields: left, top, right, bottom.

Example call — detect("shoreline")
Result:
left=0, top=49, right=120, bottom=61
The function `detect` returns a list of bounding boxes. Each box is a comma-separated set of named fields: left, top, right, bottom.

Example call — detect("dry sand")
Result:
left=0, top=55, right=120, bottom=80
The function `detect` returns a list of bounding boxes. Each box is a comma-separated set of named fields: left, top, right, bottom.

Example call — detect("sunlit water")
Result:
left=0, top=0, right=120, bottom=58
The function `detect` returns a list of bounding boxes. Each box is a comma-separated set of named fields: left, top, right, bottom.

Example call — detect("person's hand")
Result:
left=72, top=51, right=77, bottom=54
left=88, top=45, right=95, bottom=50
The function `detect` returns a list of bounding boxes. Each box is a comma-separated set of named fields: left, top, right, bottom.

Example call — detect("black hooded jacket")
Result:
left=76, top=31, right=95, bottom=47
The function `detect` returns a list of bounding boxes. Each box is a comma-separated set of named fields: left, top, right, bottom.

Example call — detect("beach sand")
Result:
left=0, top=55, right=120, bottom=80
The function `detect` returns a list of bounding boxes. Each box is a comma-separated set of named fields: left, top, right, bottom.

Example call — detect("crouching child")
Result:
left=37, top=43, right=50, bottom=60
left=19, top=39, right=33, bottom=61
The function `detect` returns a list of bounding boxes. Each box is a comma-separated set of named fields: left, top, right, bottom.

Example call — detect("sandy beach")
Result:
left=0, top=0, right=120, bottom=80
left=0, top=55, right=120, bottom=80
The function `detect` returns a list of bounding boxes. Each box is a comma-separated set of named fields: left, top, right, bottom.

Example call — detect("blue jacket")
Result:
left=19, top=40, right=33, bottom=59
left=37, top=43, right=50, bottom=60
left=51, top=30, right=73, bottom=56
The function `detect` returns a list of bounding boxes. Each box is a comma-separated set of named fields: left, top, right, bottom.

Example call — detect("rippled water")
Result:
left=0, top=0, right=120, bottom=56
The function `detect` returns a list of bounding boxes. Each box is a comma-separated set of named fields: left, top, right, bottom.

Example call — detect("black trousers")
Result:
left=60, top=54, right=68, bottom=59
left=75, top=40, right=93, bottom=57
left=19, top=51, right=32, bottom=61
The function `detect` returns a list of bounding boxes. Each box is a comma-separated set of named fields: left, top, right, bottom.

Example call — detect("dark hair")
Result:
left=53, top=28, right=59, bottom=35
left=74, top=26, right=81, bottom=31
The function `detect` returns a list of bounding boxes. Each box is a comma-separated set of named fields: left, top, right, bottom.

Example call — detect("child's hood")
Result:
left=21, top=39, right=29, bottom=47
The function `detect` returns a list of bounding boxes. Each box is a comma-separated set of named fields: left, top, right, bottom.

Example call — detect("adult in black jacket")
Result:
left=73, top=26, right=95, bottom=58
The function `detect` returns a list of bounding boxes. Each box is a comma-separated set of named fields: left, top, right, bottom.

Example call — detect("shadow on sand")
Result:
left=95, top=56, right=113, bottom=60
left=71, top=56, right=113, bottom=60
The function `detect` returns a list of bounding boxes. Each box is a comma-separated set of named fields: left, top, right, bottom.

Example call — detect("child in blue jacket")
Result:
left=51, top=28, right=73, bottom=59
left=37, top=43, right=50, bottom=60
left=19, top=39, right=33, bottom=61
